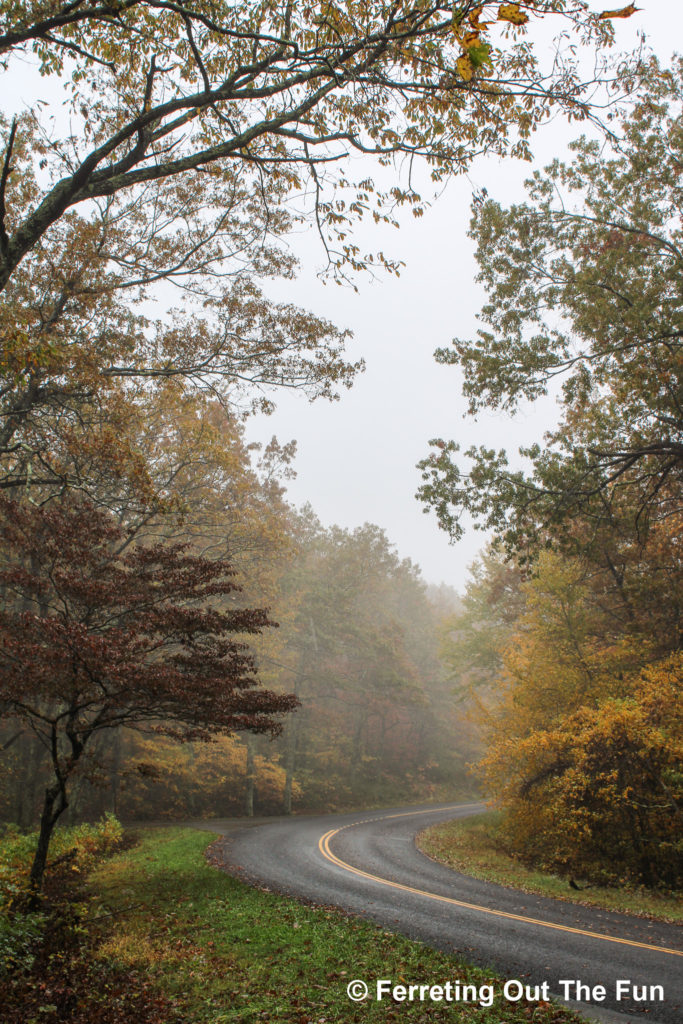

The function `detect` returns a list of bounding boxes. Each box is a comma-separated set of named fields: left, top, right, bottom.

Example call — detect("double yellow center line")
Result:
left=318, top=806, right=683, bottom=958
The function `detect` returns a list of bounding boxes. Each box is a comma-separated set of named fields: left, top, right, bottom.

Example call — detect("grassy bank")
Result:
left=87, top=826, right=583, bottom=1023
left=418, top=812, right=682, bottom=924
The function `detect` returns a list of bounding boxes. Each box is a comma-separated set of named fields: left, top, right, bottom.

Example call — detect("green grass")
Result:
left=418, top=812, right=682, bottom=924
left=89, top=827, right=584, bottom=1023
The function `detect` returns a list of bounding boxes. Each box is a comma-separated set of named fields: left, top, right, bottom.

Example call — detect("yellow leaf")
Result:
left=598, top=4, right=639, bottom=19
left=457, top=54, right=474, bottom=81
left=498, top=3, right=529, bottom=25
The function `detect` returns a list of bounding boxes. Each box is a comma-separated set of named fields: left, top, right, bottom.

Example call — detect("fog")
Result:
left=246, top=2, right=682, bottom=589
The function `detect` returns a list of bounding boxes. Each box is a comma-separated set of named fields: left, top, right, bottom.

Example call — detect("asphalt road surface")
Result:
left=205, top=802, right=682, bottom=1024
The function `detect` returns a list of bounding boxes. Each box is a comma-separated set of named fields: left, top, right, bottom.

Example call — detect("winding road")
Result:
left=205, top=802, right=682, bottom=1024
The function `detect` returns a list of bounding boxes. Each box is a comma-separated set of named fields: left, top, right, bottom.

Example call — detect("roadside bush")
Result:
left=0, top=883, right=45, bottom=974
left=0, top=815, right=122, bottom=885
left=0, top=815, right=123, bottom=974
left=481, top=657, right=683, bottom=889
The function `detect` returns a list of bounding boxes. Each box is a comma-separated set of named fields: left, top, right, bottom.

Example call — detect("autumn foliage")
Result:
left=0, top=0, right=662, bottom=921
left=479, top=651, right=682, bottom=888
left=428, top=59, right=683, bottom=892
left=0, top=496, right=296, bottom=891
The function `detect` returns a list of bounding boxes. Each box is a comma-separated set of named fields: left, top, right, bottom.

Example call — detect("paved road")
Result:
left=205, top=802, right=682, bottom=1024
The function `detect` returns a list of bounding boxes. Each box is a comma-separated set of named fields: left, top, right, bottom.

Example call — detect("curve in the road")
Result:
left=213, top=801, right=682, bottom=1024
left=319, top=809, right=683, bottom=959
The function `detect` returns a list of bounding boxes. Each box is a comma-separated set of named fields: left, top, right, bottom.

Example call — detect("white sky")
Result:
left=3, top=3, right=681, bottom=592
left=246, top=2, right=683, bottom=590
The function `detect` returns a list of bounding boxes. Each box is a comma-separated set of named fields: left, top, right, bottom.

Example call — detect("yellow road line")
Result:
left=317, top=806, right=683, bottom=959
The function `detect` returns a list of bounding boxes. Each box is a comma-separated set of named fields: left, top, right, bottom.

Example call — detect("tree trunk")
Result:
left=28, top=782, right=67, bottom=900
left=245, top=734, right=255, bottom=817
left=283, top=717, right=296, bottom=816
left=283, top=651, right=305, bottom=815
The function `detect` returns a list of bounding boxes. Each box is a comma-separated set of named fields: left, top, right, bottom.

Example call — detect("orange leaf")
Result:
left=598, top=3, right=639, bottom=18
left=469, top=6, right=491, bottom=30
left=456, top=54, right=474, bottom=81
left=498, top=3, right=529, bottom=25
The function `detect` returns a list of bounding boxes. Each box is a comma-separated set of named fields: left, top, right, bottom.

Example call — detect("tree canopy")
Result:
left=418, top=56, right=683, bottom=553
left=0, top=2, right=626, bottom=292
left=0, top=1, right=640, bottom=509
left=0, top=496, right=296, bottom=891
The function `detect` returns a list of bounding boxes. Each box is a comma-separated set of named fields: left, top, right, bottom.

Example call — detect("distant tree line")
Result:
left=1, top=505, right=473, bottom=832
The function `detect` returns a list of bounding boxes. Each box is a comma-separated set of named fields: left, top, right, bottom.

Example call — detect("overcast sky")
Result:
left=4, top=3, right=681, bottom=592
left=246, top=2, right=682, bottom=590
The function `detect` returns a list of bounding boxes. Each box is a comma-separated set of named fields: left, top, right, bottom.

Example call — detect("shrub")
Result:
left=0, top=815, right=123, bottom=974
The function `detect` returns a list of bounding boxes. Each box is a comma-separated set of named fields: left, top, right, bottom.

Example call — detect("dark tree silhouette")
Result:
left=0, top=496, right=296, bottom=895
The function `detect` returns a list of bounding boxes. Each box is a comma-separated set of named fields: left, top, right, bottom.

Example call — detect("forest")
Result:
left=0, top=2, right=680, bottom=1023
left=420, top=56, right=682, bottom=889
left=1, top=496, right=472, bottom=829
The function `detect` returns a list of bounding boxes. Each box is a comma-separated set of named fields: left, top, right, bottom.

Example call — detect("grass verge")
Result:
left=89, top=826, right=584, bottom=1023
left=418, top=812, right=682, bottom=924
left=1, top=824, right=180, bottom=1024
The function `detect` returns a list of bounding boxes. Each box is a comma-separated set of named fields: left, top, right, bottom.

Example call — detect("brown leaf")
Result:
left=598, top=3, right=639, bottom=18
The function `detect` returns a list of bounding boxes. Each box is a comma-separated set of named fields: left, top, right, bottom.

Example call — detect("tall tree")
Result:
left=418, top=57, right=683, bottom=553
left=439, top=545, right=524, bottom=694
left=0, top=496, right=296, bottom=894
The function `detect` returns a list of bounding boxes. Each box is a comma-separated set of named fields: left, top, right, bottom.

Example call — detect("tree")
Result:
left=0, top=496, right=297, bottom=894
left=267, top=513, right=471, bottom=810
left=419, top=58, right=683, bottom=883
left=0, top=2, right=630, bottom=295
left=0, top=3, right=639, bottom=503
left=479, top=652, right=683, bottom=888
left=0, top=389, right=302, bottom=829
left=418, top=57, right=683, bottom=552
left=0, top=185, right=359, bottom=497
left=439, top=544, right=524, bottom=693
left=455, top=541, right=683, bottom=888
left=142, top=389, right=294, bottom=549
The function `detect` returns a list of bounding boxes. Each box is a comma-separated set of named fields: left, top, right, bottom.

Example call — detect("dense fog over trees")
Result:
left=1, top=493, right=476, bottom=827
